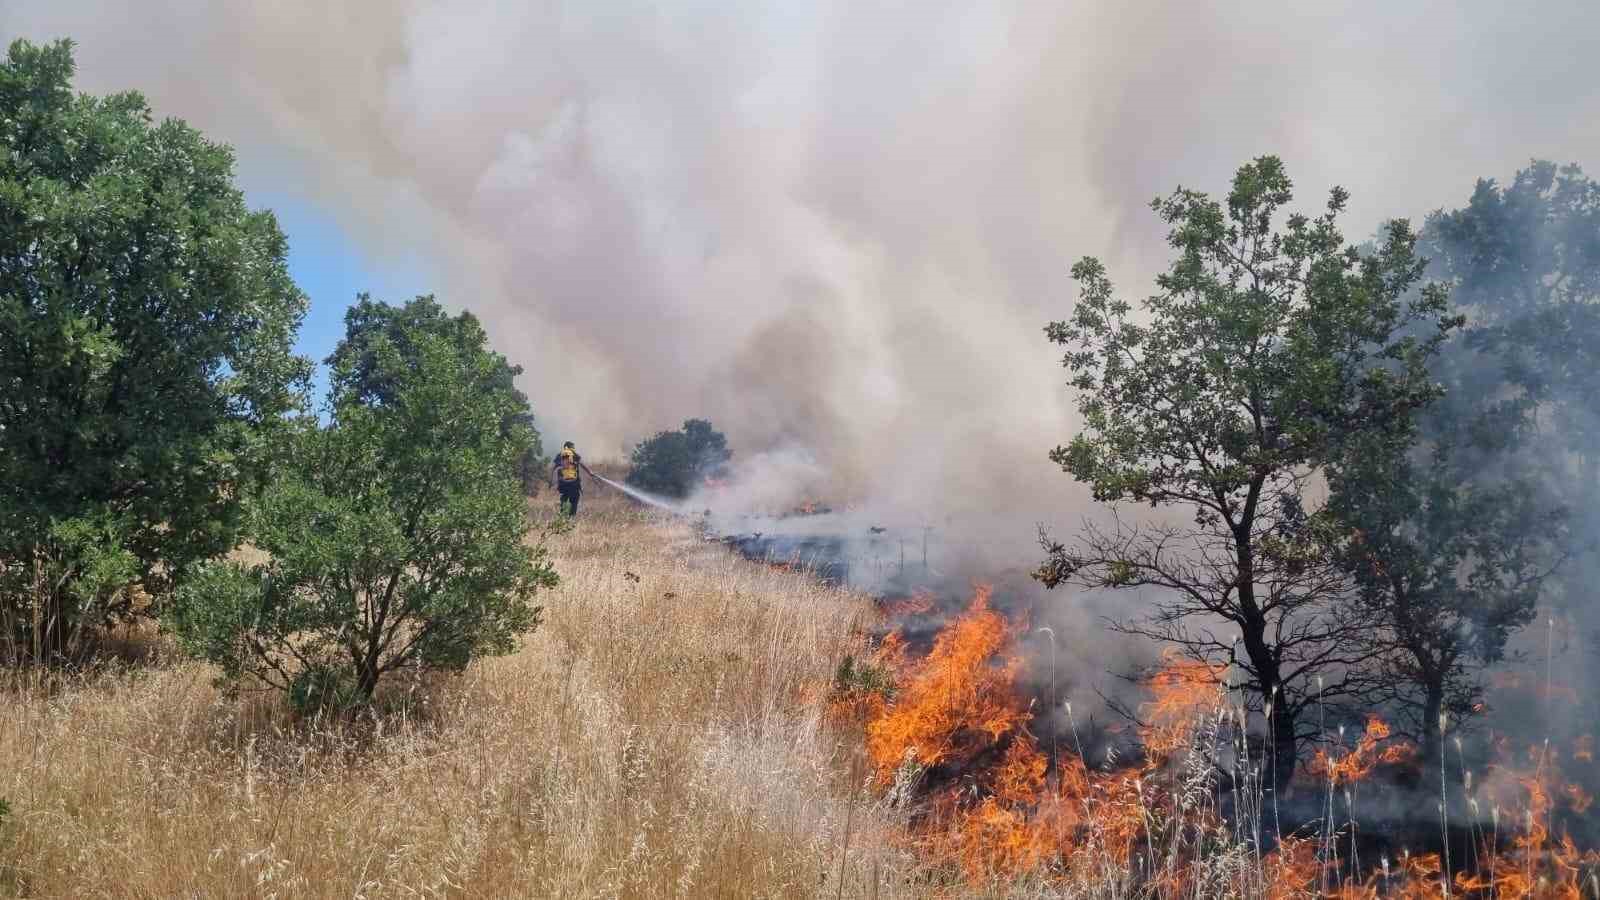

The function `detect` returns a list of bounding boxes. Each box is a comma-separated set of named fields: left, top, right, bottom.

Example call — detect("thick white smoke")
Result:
left=4, top=0, right=1598, bottom=536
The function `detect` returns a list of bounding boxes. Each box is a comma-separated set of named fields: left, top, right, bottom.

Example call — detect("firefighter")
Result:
left=550, top=441, right=599, bottom=516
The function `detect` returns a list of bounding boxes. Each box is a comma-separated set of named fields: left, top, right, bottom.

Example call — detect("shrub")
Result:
left=166, top=305, right=556, bottom=707
left=833, top=653, right=896, bottom=700
left=626, top=419, right=732, bottom=498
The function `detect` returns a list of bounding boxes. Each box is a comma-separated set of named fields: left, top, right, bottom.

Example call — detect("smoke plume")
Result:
left=6, top=1, right=1597, bottom=530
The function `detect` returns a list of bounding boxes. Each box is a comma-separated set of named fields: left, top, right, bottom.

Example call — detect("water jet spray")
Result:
left=592, top=474, right=683, bottom=514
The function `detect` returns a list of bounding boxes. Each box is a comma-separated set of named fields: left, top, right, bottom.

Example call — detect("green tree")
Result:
left=166, top=307, right=556, bottom=708
left=1310, top=163, right=1595, bottom=761
left=1418, top=161, right=1599, bottom=605
left=1422, top=160, right=1599, bottom=320
left=326, top=294, right=545, bottom=492
left=1325, top=421, right=1565, bottom=764
left=626, top=418, right=731, bottom=499
left=1034, top=156, right=1456, bottom=791
left=1320, top=162, right=1592, bottom=761
left=0, top=39, right=309, bottom=662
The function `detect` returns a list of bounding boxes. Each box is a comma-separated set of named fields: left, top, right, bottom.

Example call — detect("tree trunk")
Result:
left=347, top=632, right=383, bottom=706
left=1269, top=696, right=1298, bottom=795
left=1232, top=511, right=1299, bottom=795
left=1420, top=682, right=1444, bottom=776
left=1241, top=617, right=1298, bottom=795
left=356, top=655, right=381, bottom=702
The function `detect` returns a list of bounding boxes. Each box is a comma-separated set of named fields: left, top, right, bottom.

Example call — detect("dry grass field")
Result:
left=9, top=483, right=1585, bottom=898
left=0, top=485, right=937, bottom=898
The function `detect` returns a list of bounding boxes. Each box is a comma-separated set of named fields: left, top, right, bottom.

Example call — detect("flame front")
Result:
left=848, top=587, right=1600, bottom=895
left=858, top=585, right=1229, bottom=883
left=1141, top=648, right=1227, bottom=758
left=865, top=585, right=1029, bottom=777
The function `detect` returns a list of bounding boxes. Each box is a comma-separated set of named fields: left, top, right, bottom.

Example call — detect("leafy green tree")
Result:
left=326, top=294, right=545, bottom=492
left=626, top=418, right=731, bottom=499
left=0, top=39, right=309, bottom=662
left=1422, top=160, right=1599, bottom=320
left=166, top=307, right=557, bottom=708
left=1419, top=161, right=1599, bottom=604
left=1325, top=423, right=1565, bottom=763
left=1034, top=156, right=1456, bottom=791
left=1321, top=161, right=1592, bottom=760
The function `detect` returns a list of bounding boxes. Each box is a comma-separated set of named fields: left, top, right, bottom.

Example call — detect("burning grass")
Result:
left=848, top=585, right=1600, bottom=898
left=865, top=586, right=1029, bottom=779
left=849, top=587, right=1229, bottom=886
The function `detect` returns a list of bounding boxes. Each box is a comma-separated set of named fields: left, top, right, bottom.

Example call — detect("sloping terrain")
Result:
left=1, top=488, right=924, bottom=898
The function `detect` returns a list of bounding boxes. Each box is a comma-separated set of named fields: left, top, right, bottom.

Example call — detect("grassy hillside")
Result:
left=0, top=487, right=931, bottom=898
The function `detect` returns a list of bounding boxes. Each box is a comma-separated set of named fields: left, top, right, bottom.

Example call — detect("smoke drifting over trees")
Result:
left=1410, top=161, right=1600, bottom=756
left=4, top=0, right=1597, bottom=529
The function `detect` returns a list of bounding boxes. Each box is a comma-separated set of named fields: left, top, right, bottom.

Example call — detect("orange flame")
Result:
left=1308, top=715, right=1417, bottom=785
left=865, top=585, right=1030, bottom=779
left=1139, top=649, right=1225, bottom=758
left=1265, top=837, right=1321, bottom=899
left=851, top=586, right=1600, bottom=894
left=1466, top=739, right=1600, bottom=899
left=1562, top=783, right=1593, bottom=816
left=859, top=586, right=1232, bottom=883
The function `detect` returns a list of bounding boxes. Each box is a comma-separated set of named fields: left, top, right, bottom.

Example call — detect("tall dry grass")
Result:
left=0, top=487, right=935, bottom=898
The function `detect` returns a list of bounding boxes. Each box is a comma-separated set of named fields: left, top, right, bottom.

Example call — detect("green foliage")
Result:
left=0, top=39, right=310, bottom=661
left=1417, top=162, right=1599, bottom=485
left=1423, top=160, right=1599, bottom=320
left=1325, top=426, right=1563, bottom=748
left=12, top=512, right=143, bottom=659
left=287, top=663, right=363, bottom=717
left=1322, top=160, right=1592, bottom=749
left=326, top=294, right=544, bottom=492
left=1047, top=156, right=1455, bottom=512
left=1419, top=160, right=1599, bottom=602
left=165, top=305, right=557, bottom=707
left=626, top=418, right=732, bottom=498
left=1038, top=156, right=1456, bottom=789
left=1101, top=559, right=1135, bottom=588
